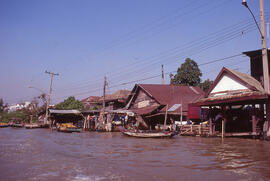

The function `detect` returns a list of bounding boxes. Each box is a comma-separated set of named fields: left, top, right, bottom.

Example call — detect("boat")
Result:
left=25, top=123, right=41, bottom=129
left=0, top=122, right=9, bottom=128
left=58, top=123, right=82, bottom=133
left=11, top=123, right=24, bottom=128
left=121, top=129, right=178, bottom=138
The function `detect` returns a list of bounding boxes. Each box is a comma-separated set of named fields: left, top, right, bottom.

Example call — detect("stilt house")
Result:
left=193, top=67, right=269, bottom=137
left=125, top=84, right=204, bottom=129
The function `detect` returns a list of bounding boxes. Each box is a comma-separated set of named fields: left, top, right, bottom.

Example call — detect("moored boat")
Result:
left=25, top=123, right=41, bottom=129
left=0, top=122, right=9, bottom=128
left=121, top=129, right=178, bottom=138
left=58, top=123, right=82, bottom=133
left=11, top=123, right=24, bottom=128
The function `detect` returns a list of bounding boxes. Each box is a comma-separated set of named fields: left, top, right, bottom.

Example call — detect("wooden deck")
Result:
left=179, top=124, right=211, bottom=136
left=179, top=124, right=261, bottom=138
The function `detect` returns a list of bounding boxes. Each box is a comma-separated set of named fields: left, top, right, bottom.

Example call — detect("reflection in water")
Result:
left=0, top=128, right=270, bottom=181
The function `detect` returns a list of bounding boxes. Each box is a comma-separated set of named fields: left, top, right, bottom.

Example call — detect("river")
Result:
left=0, top=128, right=270, bottom=181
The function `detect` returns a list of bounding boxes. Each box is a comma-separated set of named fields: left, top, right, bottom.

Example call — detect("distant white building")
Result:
left=8, top=101, right=31, bottom=112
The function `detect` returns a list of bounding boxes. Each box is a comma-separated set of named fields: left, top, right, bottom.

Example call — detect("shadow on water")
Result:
left=0, top=128, right=270, bottom=181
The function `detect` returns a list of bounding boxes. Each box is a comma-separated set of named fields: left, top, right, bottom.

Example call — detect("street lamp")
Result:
left=242, top=0, right=264, bottom=39
left=28, top=86, right=48, bottom=124
left=242, top=0, right=269, bottom=93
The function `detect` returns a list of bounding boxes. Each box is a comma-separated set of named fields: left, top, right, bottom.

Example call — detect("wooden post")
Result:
left=209, top=117, right=213, bottom=135
left=83, top=116, right=86, bottom=131
left=222, top=119, right=225, bottom=139
left=222, top=106, right=226, bottom=138
left=209, top=106, right=213, bottom=135
left=164, top=105, right=168, bottom=131
left=252, top=104, right=257, bottom=134
left=266, top=99, right=270, bottom=136
left=30, top=115, right=33, bottom=124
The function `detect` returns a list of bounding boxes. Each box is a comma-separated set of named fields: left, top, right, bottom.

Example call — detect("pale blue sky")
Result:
left=1, top=0, right=270, bottom=104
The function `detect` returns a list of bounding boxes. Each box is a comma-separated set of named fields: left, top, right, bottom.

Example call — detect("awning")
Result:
left=108, top=109, right=135, bottom=116
left=131, top=105, right=160, bottom=116
left=193, top=91, right=268, bottom=106
left=49, top=109, right=81, bottom=114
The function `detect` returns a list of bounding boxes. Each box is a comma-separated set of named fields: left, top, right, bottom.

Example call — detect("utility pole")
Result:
left=45, top=71, right=59, bottom=124
left=243, top=0, right=270, bottom=134
left=259, top=0, right=269, bottom=93
left=103, top=76, right=106, bottom=112
left=102, top=76, right=107, bottom=125
left=161, top=64, right=165, bottom=84
left=260, top=0, right=270, bottom=134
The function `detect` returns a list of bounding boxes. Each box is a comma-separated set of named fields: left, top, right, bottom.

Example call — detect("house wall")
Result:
left=245, top=49, right=270, bottom=86
left=210, top=74, right=248, bottom=95
left=130, top=89, right=159, bottom=109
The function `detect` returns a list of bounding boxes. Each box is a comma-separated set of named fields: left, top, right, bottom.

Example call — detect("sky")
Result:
left=1, top=0, right=270, bottom=105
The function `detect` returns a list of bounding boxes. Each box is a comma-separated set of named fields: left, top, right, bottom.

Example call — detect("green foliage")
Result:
left=170, top=58, right=202, bottom=86
left=0, top=95, right=47, bottom=123
left=199, top=79, right=213, bottom=92
left=55, top=96, right=83, bottom=111
left=1, top=110, right=28, bottom=123
left=0, top=98, right=6, bottom=113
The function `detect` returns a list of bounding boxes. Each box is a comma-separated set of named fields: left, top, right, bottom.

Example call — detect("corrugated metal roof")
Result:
left=132, top=105, right=161, bottom=115
left=168, top=104, right=181, bottom=112
left=82, top=90, right=130, bottom=103
left=126, top=84, right=204, bottom=115
left=139, top=84, right=204, bottom=113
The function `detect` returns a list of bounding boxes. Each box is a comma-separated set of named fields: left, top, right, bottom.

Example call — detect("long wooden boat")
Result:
left=11, top=123, right=24, bottom=128
left=58, top=123, right=82, bottom=133
left=0, top=122, right=9, bottom=128
left=25, top=124, right=41, bottom=129
left=58, top=127, right=82, bottom=133
left=121, top=129, right=178, bottom=138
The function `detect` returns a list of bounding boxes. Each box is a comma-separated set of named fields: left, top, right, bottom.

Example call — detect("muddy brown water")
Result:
left=0, top=128, right=270, bottom=181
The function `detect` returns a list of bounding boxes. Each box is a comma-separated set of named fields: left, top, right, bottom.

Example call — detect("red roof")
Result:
left=132, top=105, right=161, bottom=115
left=81, top=96, right=101, bottom=103
left=129, top=84, right=204, bottom=114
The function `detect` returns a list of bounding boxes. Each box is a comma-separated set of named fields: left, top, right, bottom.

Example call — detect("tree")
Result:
left=170, top=58, right=202, bottom=86
left=199, top=79, right=213, bottom=92
left=0, top=98, right=4, bottom=113
left=55, top=96, right=83, bottom=111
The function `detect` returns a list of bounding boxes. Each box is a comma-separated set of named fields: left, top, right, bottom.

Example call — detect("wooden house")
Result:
left=125, top=84, right=204, bottom=129
left=81, top=90, right=130, bottom=111
left=193, top=67, right=269, bottom=137
left=101, top=90, right=130, bottom=110
left=81, top=90, right=130, bottom=131
left=81, top=96, right=102, bottom=111
left=243, top=48, right=270, bottom=86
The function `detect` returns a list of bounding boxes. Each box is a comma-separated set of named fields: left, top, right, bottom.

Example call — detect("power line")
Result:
left=58, top=16, right=260, bottom=91
left=53, top=53, right=244, bottom=101
left=60, top=0, right=234, bottom=85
